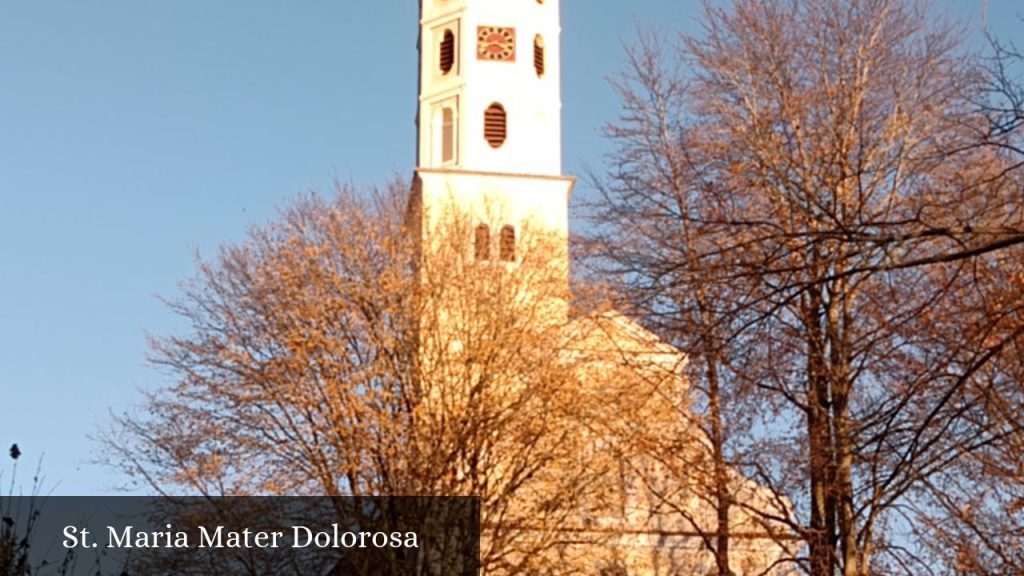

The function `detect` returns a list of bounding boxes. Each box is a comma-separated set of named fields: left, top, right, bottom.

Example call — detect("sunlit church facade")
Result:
left=406, top=1, right=793, bottom=574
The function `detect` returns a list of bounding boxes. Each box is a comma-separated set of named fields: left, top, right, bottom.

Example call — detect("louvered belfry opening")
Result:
left=484, top=103, right=507, bottom=148
left=475, top=224, right=491, bottom=261
left=533, top=36, right=545, bottom=77
left=499, top=225, right=515, bottom=262
left=440, top=29, right=455, bottom=74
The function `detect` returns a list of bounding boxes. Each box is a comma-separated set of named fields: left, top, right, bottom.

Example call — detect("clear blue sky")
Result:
left=0, top=1, right=1019, bottom=495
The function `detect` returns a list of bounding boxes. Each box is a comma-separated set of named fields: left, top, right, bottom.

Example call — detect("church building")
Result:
left=406, top=1, right=794, bottom=574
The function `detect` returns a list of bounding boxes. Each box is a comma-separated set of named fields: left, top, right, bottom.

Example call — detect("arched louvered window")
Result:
left=440, top=29, right=455, bottom=75
left=474, top=224, right=490, bottom=261
left=441, top=107, right=455, bottom=163
left=484, top=103, right=507, bottom=148
left=533, top=35, right=545, bottom=77
left=499, top=225, right=515, bottom=262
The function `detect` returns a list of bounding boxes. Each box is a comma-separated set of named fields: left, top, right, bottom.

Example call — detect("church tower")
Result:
left=410, top=0, right=575, bottom=324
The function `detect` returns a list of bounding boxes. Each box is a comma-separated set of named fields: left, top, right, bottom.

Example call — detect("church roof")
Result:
left=563, top=306, right=688, bottom=369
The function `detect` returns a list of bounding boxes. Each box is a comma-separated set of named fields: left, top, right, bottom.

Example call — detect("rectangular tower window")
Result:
left=499, top=225, right=516, bottom=262
left=442, top=107, right=455, bottom=163
left=475, top=224, right=491, bottom=261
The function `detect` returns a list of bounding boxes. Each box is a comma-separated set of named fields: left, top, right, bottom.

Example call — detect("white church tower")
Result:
left=410, top=0, right=575, bottom=324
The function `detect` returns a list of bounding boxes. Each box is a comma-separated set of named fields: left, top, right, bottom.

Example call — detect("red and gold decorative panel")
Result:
left=476, top=26, right=516, bottom=61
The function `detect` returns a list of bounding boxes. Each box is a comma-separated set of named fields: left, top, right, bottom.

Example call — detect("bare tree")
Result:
left=581, top=27, right=787, bottom=576
left=907, top=26, right=1024, bottom=576
left=103, top=180, right=614, bottom=575
left=586, top=1, right=1024, bottom=575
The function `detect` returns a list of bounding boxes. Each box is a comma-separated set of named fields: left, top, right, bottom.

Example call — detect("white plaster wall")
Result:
left=419, top=0, right=563, bottom=175
left=415, top=169, right=572, bottom=240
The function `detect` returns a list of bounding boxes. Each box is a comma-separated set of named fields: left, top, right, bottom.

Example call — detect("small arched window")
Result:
left=440, top=29, right=455, bottom=75
left=441, top=107, right=455, bottom=163
left=533, top=36, right=545, bottom=77
left=499, top=225, right=515, bottom=262
left=484, top=103, right=507, bottom=148
left=474, top=224, right=490, bottom=261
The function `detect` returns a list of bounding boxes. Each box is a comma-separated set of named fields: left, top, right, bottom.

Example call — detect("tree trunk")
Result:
left=705, top=339, right=733, bottom=576
left=807, top=286, right=838, bottom=576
